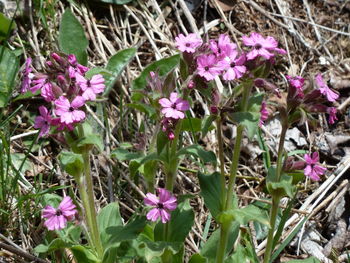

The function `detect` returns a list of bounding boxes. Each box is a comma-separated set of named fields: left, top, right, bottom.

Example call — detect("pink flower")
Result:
left=21, top=58, right=33, bottom=93
left=327, top=107, right=338, bottom=124
left=76, top=74, right=105, bottom=101
left=68, top=54, right=77, bottom=66
left=304, top=152, right=326, bottom=181
left=159, top=92, right=190, bottom=119
left=144, top=188, right=177, bottom=223
left=242, top=32, right=286, bottom=60
left=218, top=50, right=246, bottom=81
left=259, top=101, right=268, bottom=127
left=287, top=75, right=304, bottom=98
left=34, top=106, right=52, bottom=137
left=30, top=75, right=51, bottom=93
left=210, top=34, right=237, bottom=58
left=51, top=118, right=75, bottom=131
left=175, top=33, right=203, bottom=53
left=42, top=196, right=77, bottom=231
left=197, top=54, right=222, bottom=81
left=55, top=96, right=86, bottom=124
left=315, top=74, right=339, bottom=102
left=41, top=83, right=55, bottom=102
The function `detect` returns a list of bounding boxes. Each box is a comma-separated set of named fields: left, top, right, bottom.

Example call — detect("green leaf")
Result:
left=99, top=0, right=134, bottom=4
left=144, top=241, right=182, bottom=261
left=157, top=131, right=169, bottom=156
left=271, top=216, right=309, bottom=262
left=266, top=167, right=296, bottom=198
left=84, top=67, right=111, bottom=79
left=132, top=55, right=180, bottom=90
left=127, top=103, right=156, bottom=117
left=59, top=9, right=88, bottom=65
left=177, top=145, right=216, bottom=164
left=12, top=89, right=40, bottom=102
left=154, top=200, right=194, bottom=243
left=217, top=205, right=270, bottom=226
left=226, top=244, right=248, bottom=262
left=59, top=151, right=84, bottom=178
left=0, top=13, right=16, bottom=41
left=76, top=133, right=104, bottom=152
left=286, top=257, right=321, bottom=263
left=247, top=92, right=264, bottom=113
left=198, top=172, right=223, bottom=219
left=200, top=222, right=240, bottom=259
left=181, top=118, right=202, bottom=133
left=104, top=48, right=137, bottom=94
left=98, top=202, right=123, bottom=246
left=111, top=148, right=144, bottom=161
left=201, top=115, right=217, bottom=137
left=229, top=112, right=260, bottom=139
left=106, top=216, right=147, bottom=246
left=34, top=238, right=70, bottom=254
left=189, top=254, right=207, bottom=263
left=0, top=46, right=19, bottom=107
left=70, top=245, right=99, bottom=263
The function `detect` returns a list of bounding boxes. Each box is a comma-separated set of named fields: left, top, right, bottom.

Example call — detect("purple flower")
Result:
left=159, top=92, right=190, bottom=119
left=34, top=106, right=52, bottom=137
left=286, top=75, right=304, bottom=98
left=304, top=152, right=326, bottom=181
left=42, top=196, right=77, bottom=231
left=315, top=74, right=339, bottom=102
left=197, top=54, right=222, bottom=81
left=30, top=75, right=51, bottom=93
left=210, top=34, right=237, bottom=58
left=242, top=32, right=286, bottom=60
left=41, top=83, right=55, bottom=102
left=144, top=188, right=177, bottom=223
left=259, top=101, right=268, bottom=127
left=327, top=107, right=338, bottom=124
left=76, top=74, right=105, bottom=101
left=218, top=50, right=246, bottom=81
left=175, top=33, right=203, bottom=53
left=21, top=58, right=33, bottom=93
left=51, top=118, right=75, bottom=131
left=55, top=96, right=86, bottom=124
left=68, top=54, right=77, bottom=66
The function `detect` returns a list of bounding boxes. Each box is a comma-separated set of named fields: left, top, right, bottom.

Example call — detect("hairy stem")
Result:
left=263, top=124, right=288, bottom=263
left=216, top=117, right=227, bottom=209
left=216, top=82, right=252, bottom=263
left=165, top=120, right=182, bottom=191
left=263, top=196, right=281, bottom=263
left=82, top=150, right=104, bottom=258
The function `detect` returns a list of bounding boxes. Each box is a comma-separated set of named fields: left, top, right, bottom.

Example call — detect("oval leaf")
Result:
left=59, top=9, right=88, bottom=65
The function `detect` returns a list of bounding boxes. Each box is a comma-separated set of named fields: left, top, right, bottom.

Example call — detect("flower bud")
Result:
left=210, top=106, right=218, bottom=115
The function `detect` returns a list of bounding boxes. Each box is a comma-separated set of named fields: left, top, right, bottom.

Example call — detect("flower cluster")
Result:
left=286, top=74, right=338, bottom=125
left=21, top=53, right=105, bottom=137
left=175, top=32, right=286, bottom=83
left=144, top=188, right=177, bottom=223
left=42, top=196, right=77, bottom=231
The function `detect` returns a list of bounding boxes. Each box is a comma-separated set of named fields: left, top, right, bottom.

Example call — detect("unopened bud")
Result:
left=210, top=106, right=219, bottom=115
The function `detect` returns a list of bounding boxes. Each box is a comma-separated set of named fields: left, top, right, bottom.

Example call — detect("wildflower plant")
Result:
left=15, top=8, right=338, bottom=262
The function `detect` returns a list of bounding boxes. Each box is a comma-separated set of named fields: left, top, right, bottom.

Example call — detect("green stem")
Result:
left=77, top=173, right=94, bottom=246
left=216, top=82, right=252, bottom=263
left=165, top=120, right=182, bottom=191
left=216, top=221, right=230, bottom=263
left=82, top=150, right=104, bottom=258
left=276, top=126, right=288, bottom=182
left=263, top=125, right=288, bottom=263
left=216, top=117, right=227, bottom=209
left=263, top=197, right=280, bottom=263
left=225, top=124, right=244, bottom=211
